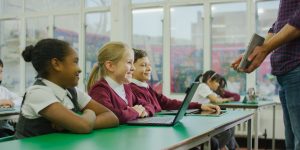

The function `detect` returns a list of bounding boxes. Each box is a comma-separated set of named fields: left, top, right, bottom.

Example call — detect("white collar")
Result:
left=40, top=78, right=72, bottom=100
left=104, top=76, right=124, bottom=89
left=104, top=76, right=127, bottom=103
left=130, top=78, right=149, bottom=88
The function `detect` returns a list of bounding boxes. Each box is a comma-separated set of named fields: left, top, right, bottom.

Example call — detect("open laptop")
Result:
left=126, top=82, right=200, bottom=126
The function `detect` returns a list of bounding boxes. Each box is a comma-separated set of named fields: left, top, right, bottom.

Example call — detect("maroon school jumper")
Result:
left=221, top=90, right=240, bottom=101
left=129, top=82, right=201, bottom=113
left=88, top=78, right=155, bottom=124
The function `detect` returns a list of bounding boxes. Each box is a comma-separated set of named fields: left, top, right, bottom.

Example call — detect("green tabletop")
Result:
left=0, top=110, right=253, bottom=150
left=218, top=101, right=277, bottom=109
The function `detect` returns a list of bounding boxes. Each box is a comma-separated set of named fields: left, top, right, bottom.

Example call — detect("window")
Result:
left=54, top=15, right=79, bottom=51
left=211, top=3, right=247, bottom=94
left=256, top=0, right=279, bottom=97
left=0, top=0, right=22, bottom=16
left=170, top=5, right=204, bottom=93
left=25, top=17, right=49, bottom=87
left=132, top=0, right=163, bottom=4
left=85, top=12, right=111, bottom=84
left=0, top=20, right=20, bottom=93
left=85, top=0, right=110, bottom=7
left=132, top=8, right=163, bottom=93
left=25, top=0, right=79, bottom=12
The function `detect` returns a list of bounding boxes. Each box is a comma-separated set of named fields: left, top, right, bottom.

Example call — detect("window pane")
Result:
left=85, top=12, right=111, bottom=84
left=132, top=0, right=163, bottom=4
left=132, top=8, right=163, bottom=93
left=85, top=0, right=111, bottom=7
left=54, top=15, right=79, bottom=51
left=51, top=0, right=80, bottom=11
left=211, top=3, right=247, bottom=94
left=256, top=0, right=279, bottom=97
left=25, top=0, right=79, bottom=13
left=25, top=17, right=48, bottom=87
left=0, top=20, right=20, bottom=93
left=25, top=0, right=49, bottom=13
left=170, top=6, right=204, bottom=93
left=0, top=0, right=22, bottom=16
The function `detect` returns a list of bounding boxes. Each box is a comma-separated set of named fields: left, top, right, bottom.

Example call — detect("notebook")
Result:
left=186, top=110, right=227, bottom=117
left=238, top=33, right=265, bottom=70
left=157, top=109, right=199, bottom=115
left=126, top=82, right=200, bottom=126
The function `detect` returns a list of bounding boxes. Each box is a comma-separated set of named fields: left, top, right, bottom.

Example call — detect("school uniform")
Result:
left=15, top=79, right=91, bottom=139
left=221, top=90, right=240, bottom=101
left=88, top=77, right=155, bottom=124
left=129, top=79, right=201, bottom=112
left=190, top=82, right=237, bottom=149
left=0, top=85, right=22, bottom=137
left=191, top=83, right=217, bottom=104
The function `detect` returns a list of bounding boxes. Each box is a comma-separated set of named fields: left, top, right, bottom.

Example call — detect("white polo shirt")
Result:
left=21, top=79, right=91, bottom=119
left=191, top=83, right=218, bottom=104
left=0, top=85, right=22, bottom=107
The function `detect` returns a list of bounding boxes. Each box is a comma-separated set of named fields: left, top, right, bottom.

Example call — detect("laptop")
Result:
left=126, top=82, right=200, bottom=126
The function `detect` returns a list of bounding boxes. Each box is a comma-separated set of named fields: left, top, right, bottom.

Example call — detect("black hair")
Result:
left=215, top=76, right=227, bottom=95
left=194, top=70, right=222, bottom=83
left=22, top=38, right=70, bottom=78
left=132, top=48, right=148, bottom=63
left=0, top=59, right=3, bottom=67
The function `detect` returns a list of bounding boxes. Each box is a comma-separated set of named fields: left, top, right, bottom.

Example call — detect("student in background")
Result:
left=130, top=48, right=220, bottom=113
left=87, top=42, right=155, bottom=124
left=216, top=77, right=240, bottom=101
left=192, top=70, right=234, bottom=104
left=15, top=39, right=119, bottom=139
left=0, top=59, right=22, bottom=138
left=193, top=70, right=236, bottom=150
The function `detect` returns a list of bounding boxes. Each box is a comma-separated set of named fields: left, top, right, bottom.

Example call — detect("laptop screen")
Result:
left=172, top=82, right=200, bottom=124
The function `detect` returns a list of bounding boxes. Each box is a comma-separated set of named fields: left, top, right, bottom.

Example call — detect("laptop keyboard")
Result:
left=138, top=116, right=174, bottom=123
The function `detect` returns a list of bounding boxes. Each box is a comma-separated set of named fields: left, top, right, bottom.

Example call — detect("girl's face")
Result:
left=207, top=79, right=220, bottom=91
left=132, top=57, right=151, bottom=82
left=59, top=48, right=81, bottom=88
left=111, top=49, right=135, bottom=84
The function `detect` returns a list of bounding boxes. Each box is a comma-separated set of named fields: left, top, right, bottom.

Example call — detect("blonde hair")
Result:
left=87, top=41, right=131, bottom=91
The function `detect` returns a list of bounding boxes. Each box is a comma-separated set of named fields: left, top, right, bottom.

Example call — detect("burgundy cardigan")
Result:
left=88, top=79, right=155, bottom=124
left=129, top=82, right=201, bottom=113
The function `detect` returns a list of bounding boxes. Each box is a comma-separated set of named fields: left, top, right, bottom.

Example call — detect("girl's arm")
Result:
left=207, top=94, right=234, bottom=104
left=221, top=90, right=240, bottom=101
left=39, top=102, right=96, bottom=134
left=89, top=86, right=139, bottom=124
left=82, top=100, right=119, bottom=129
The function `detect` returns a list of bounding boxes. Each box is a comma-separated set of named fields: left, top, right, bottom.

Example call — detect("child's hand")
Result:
left=0, top=99, right=14, bottom=107
left=140, top=110, right=148, bottom=118
left=132, top=105, right=146, bottom=117
left=200, top=104, right=220, bottom=113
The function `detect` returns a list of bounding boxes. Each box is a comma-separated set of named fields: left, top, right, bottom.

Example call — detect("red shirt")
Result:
left=88, top=79, right=155, bottom=124
left=130, top=82, right=201, bottom=112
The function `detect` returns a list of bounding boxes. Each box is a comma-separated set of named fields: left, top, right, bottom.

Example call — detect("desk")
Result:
left=0, top=110, right=253, bottom=150
left=0, top=107, right=20, bottom=121
left=218, top=101, right=277, bottom=150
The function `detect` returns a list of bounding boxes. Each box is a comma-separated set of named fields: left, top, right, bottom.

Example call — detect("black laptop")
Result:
left=126, top=82, right=200, bottom=126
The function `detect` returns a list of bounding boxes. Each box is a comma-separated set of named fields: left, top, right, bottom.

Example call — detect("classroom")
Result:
left=0, top=0, right=299, bottom=150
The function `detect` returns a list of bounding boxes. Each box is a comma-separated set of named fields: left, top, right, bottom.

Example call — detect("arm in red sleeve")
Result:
left=221, top=90, right=240, bottom=101
left=153, top=88, right=201, bottom=110
left=132, top=94, right=155, bottom=117
left=89, top=86, right=139, bottom=124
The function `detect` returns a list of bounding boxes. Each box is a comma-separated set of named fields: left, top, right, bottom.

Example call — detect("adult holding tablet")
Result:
left=231, top=1, right=300, bottom=149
